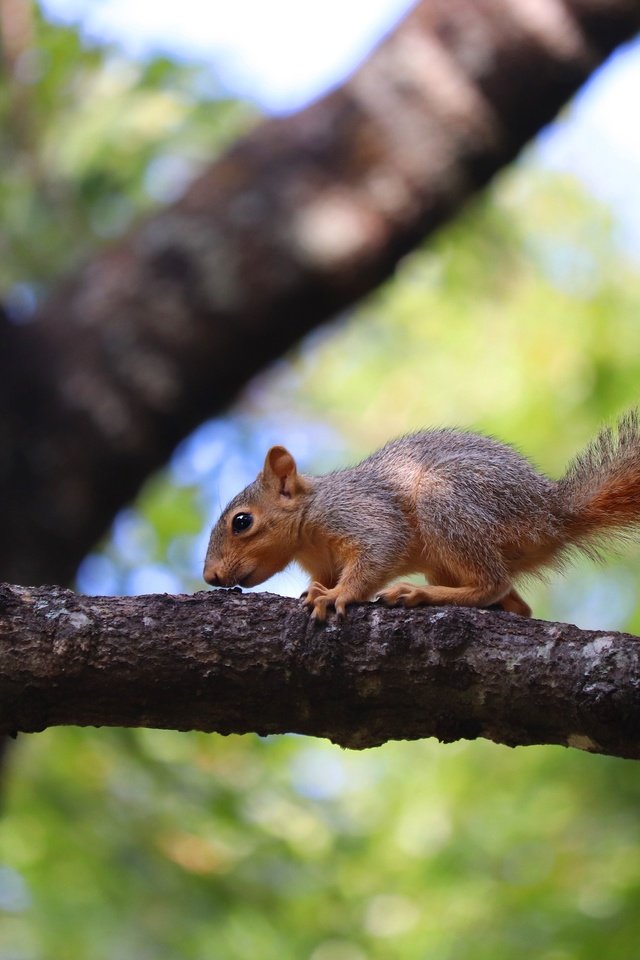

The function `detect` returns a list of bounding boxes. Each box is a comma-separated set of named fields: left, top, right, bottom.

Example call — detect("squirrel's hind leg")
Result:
left=379, top=580, right=511, bottom=610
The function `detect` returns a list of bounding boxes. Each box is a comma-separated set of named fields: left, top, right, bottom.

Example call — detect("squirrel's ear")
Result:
left=263, top=446, right=301, bottom=498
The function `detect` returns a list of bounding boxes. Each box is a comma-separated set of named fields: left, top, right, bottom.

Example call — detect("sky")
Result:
left=40, top=0, right=640, bottom=252
left=40, top=0, right=417, bottom=111
left=536, top=37, right=640, bottom=254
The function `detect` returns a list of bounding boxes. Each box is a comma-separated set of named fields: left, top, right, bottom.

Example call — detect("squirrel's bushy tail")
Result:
left=558, top=410, right=640, bottom=554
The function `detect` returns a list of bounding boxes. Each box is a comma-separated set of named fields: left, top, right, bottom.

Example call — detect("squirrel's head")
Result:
left=203, top=446, right=309, bottom=589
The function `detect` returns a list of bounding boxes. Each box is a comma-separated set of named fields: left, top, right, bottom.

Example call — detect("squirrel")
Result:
left=203, top=412, right=640, bottom=621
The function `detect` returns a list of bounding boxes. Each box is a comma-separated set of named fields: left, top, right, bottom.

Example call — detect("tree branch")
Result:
left=2, top=583, right=639, bottom=760
left=3, top=0, right=640, bottom=584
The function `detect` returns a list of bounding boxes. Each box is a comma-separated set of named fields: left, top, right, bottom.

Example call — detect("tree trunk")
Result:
left=2, top=0, right=639, bottom=585
left=2, top=583, right=639, bottom=760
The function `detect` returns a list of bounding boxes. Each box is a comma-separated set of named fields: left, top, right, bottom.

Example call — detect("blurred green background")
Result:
left=3, top=7, right=640, bottom=960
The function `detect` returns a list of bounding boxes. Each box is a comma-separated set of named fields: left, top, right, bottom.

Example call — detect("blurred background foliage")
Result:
left=3, top=6, right=640, bottom=960
left=0, top=6, right=253, bottom=310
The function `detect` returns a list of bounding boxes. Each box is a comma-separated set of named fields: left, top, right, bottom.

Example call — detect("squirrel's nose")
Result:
left=203, top=566, right=222, bottom=587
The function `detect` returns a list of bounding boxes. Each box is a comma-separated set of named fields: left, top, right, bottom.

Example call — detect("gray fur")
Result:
left=307, top=430, right=563, bottom=581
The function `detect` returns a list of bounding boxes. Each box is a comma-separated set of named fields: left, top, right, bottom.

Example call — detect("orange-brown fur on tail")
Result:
left=204, top=414, right=640, bottom=621
left=559, top=410, right=640, bottom=551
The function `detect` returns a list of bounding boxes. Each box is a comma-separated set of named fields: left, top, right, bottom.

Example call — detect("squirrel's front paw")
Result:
left=302, top=582, right=349, bottom=621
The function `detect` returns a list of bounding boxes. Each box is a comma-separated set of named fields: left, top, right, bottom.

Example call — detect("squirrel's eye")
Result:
left=232, top=512, right=253, bottom=534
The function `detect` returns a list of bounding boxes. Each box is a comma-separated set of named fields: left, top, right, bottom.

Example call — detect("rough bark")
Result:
left=2, top=583, right=639, bottom=760
left=2, top=0, right=640, bottom=585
